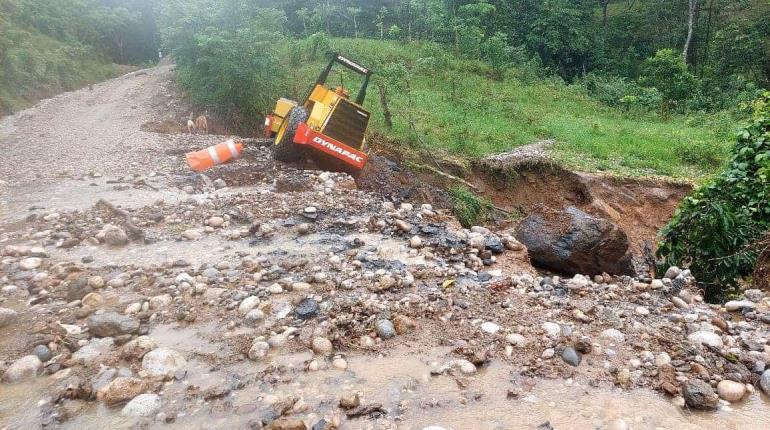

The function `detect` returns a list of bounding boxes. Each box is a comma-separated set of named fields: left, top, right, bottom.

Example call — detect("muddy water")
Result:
left=2, top=345, right=769, bottom=429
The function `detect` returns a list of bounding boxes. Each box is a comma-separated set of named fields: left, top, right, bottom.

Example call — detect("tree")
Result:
left=683, top=0, right=699, bottom=63
left=296, top=7, right=310, bottom=37
left=347, top=7, right=361, bottom=38
left=639, top=48, right=697, bottom=108
left=375, top=6, right=387, bottom=40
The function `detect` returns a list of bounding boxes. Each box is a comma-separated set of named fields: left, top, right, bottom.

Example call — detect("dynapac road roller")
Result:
left=265, top=53, right=372, bottom=173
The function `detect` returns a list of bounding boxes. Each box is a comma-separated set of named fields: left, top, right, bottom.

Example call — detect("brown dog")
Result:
left=194, top=114, right=208, bottom=135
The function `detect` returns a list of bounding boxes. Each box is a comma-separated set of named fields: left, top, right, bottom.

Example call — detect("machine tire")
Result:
left=273, top=107, right=308, bottom=163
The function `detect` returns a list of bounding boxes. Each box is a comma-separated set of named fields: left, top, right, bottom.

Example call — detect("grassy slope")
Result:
left=0, top=26, right=117, bottom=115
left=280, top=38, right=735, bottom=181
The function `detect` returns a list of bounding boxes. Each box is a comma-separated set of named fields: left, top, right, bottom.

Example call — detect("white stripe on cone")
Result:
left=207, top=146, right=221, bottom=164
left=226, top=140, right=240, bottom=158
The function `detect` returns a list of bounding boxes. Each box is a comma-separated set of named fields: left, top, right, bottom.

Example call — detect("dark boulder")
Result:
left=515, top=206, right=633, bottom=276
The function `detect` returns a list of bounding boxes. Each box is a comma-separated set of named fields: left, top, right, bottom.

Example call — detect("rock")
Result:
left=607, top=419, right=629, bottom=430
left=505, top=333, right=527, bottom=348
left=468, top=235, right=485, bottom=250
left=635, top=306, right=650, bottom=316
left=480, top=322, right=500, bottom=334
left=248, top=340, right=270, bottom=361
left=655, top=352, right=671, bottom=366
left=0, top=307, right=19, bottom=327
left=311, top=337, right=333, bottom=355
left=687, top=331, right=723, bottom=348
left=149, top=294, right=172, bottom=309
left=332, top=357, right=348, bottom=370
left=213, top=178, right=227, bottom=189
left=121, top=336, right=157, bottom=360
left=87, top=311, right=139, bottom=337
left=409, top=236, right=423, bottom=248
left=600, top=328, right=626, bottom=343
left=395, top=220, right=412, bottom=232
left=295, top=298, right=319, bottom=320
left=561, top=347, right=582, bottom=366
left=141, top=348, right=186, bottom=378
left=181, top=229, right=202, bottom=240
left=297, top=223, right=311, bottom=235
left=19, top=257, right=42, bottom=270
left=244, top=309, right=265, bottom=325
left=514, top=206, right=633, bottom=275
left=716, top=380, right=746, bottom=402
left=725, top=300, right=756, bottom=312
left=375, top=319, right=396, bottom=339
left=303, top=206, right=318, bottom=220
left=542, top=322, right=561, bottom=339
left=542, top=348, right=555, bottom=359
left=393, top=315, right=417, bottom=335
left=239, top=296, right=260, bottom=314
left=759, top=370, right=770, bottom=396
left=98, top=377, right=148, bottom=405
left=682, top=379, right=719, bottom=410
left=267, top=418, right=307, bottom=430
left=2, top=355, right=43, bottom=382
left=207, top=216, right=225, bottom=228
left=72, top=338, right=114, bottom=363
left=664, top=266, right=682, bottom=279
left=101, top=225, right=129, bottom=247
left=451, top=359, right=477, bottom=375
left=81, top=292, right=104, bottom=308
left=33, top=344, right=52, bottom=362
left=121, top=393, right=162, bottom=417
left=671, top=297, right=688, bottom=309
left=744, top=289, right=764, bottom=302
left=340, top=393, right=361, bottom=409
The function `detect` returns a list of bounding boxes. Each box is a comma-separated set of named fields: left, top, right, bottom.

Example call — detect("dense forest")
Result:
left=0, top=0, right=158, bottom=113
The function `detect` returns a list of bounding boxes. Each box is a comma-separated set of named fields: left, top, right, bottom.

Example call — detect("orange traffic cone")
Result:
left=186, top=139, right=244, bottom=173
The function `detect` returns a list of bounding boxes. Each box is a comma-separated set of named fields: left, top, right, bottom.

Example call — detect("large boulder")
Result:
left=515, top=206, right=633, bottom=275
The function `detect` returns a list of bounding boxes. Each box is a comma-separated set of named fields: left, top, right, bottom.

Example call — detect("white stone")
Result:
left=688, top=331, right=723, bottom=348
left=542, top=322, right=561, bottom=338
left=717, top=380, right=746, bottom=402
left=600, top=328, right=626, bottom=343
left=19, top=257, right=42, bottom=270
left=480, top=322, right=500, bottom=334
left=505, top=333, right=527, bottom=348
left=121, top=393, right=162, bottom=417
left=248, top=340, right=270, bottom=361
left=2, top=355, right=42, bottom=382
left=141, top=348, right=186, bottom=378
left=238, top=296, right=260, bottom=314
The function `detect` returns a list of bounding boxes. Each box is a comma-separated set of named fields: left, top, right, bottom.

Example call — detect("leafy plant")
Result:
left=658, top=92, right=770, bottom=301
left=639, top=49, right=698, bottom=110
left=450, top=187, right=493, bottom=228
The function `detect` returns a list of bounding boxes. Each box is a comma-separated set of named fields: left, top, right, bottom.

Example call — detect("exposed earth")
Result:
left=1, top=65, right=770, bottom=430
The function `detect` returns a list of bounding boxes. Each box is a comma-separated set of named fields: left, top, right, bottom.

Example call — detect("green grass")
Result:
left=278, top=38, right=737, bottom=181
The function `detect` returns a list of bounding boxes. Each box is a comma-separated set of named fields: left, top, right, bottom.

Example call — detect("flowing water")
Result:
left=2, top=344, right=769, bottom=430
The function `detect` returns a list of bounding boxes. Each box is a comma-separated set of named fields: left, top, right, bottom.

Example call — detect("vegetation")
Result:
left=658, top=92, right=770, bottom=301
left=0, top=0, right=158, bottom=114
left=449, top=186, right=494, bottom=228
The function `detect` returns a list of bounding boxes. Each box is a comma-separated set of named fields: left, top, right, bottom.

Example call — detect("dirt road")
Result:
left=1, top=65, right=770, bottom=430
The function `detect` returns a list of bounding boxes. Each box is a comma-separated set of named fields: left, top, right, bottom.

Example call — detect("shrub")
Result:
left=658, top=92, right=770, bottom=301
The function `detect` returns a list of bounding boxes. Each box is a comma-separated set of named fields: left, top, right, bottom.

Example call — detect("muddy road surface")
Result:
left=2, top=65, right=770, bottom=430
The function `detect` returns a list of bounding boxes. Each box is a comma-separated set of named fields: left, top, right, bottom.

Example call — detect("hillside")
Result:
left=278, top=39, right=735, bottom=180
left=0, top=23, right=118, bottom=115
left=0, top=0, right=158, bottom=115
